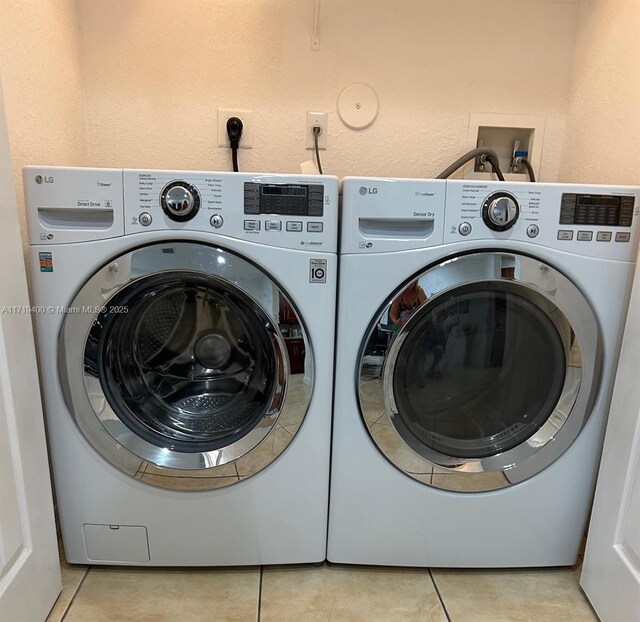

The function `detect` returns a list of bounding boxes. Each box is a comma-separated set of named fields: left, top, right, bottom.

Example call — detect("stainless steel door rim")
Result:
left=59, top=242, right=312, bottom=490
left=358, top=251, right=600, bottom=492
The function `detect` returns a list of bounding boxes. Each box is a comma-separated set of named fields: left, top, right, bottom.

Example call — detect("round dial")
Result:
left=482, top=192, right=519, bottom=231
left=160, top=181, right=201, bottom=222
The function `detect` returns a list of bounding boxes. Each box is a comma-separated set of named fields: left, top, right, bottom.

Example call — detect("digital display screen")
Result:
left=560, top=193, right=634, bottom=227
left=244, top=182, right=324, bottom=217
left=262, top=185, right=307, bottom=197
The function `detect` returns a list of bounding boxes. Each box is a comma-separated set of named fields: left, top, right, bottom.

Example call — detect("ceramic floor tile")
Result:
left=139, top=473, right=240, bottom=490
left=432, top=566, right=598, bottom=622
left=261, top=563, right=447, bottom=622
left=431, top=471, right=510, bottom=493
left=64, top=566, right=260, bottom=622
left=369, top=422, right=433, bottom=474
left=283, top=422, right=302, bottom=436
left=235, top=426, right=292, bottom=477
left=46, top=543, right=89, bottom=622
left=144, top=461, right=238, bottom=478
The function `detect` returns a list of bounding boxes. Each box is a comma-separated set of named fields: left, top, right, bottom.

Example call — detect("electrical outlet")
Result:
left=217, top=108, right=253, bottom=148
left=306, top=112, right=327, bottom=150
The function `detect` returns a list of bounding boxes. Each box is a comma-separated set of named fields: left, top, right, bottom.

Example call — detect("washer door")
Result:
left=60, top=242, right=311, bottom=490
left=359, top=251, right=601, bottom=492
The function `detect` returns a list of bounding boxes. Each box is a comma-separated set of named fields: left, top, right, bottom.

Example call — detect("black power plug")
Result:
left=226, top=117, right=244, bottom=172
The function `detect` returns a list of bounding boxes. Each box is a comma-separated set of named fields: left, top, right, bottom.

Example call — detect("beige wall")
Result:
left=559, top=0, right=640, bottom=185
left=10, top=0, right=634, bottom=214
left=74, top=0, right=580, bottom=181
left=0, top=0, right=87, bottom=240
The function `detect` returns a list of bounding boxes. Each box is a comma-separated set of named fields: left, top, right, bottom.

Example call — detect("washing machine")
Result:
left=328, top=176, right=640, bottom=567
left=25, top=166, right=338, bottom=566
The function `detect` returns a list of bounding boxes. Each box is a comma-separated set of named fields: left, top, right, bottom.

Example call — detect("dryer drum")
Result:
left=391, top=286, right=567, bottom=459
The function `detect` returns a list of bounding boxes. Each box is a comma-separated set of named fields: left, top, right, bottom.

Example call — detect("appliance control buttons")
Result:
left=482, top=191, right=519, bottom=231
left=138, top=212, right=152, bottom=227
left=160, top=181, right=200, bottom=222
left=596, top=231, right=612, bottom=242
left=577, top=231, right=593, bottom=241
left=526, top=224, right=539, bottom=238
left=286, top=221, right=303, bottom=232
left=244, top=220, right=260, bottom=231
left=557, top=230, right=574, bottom=241
left=615, top=232, right=631, bottom=243
left=210, top=215, right=224, bottom=229
left=265, top=220, right=282, bottom=231
left=307, top=222, right=324, bottom=232
left=243, top=182, right=260, bottom=214
left=458, top=222, right=472, bottom=236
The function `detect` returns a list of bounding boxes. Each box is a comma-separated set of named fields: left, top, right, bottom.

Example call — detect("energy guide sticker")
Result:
left=39, top=252, right=53, bottom=272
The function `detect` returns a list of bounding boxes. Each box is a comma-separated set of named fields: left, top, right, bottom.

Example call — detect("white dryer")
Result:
left=328, top=177, right=640, bottom=567
left=25, top=166, right=338, bottom=566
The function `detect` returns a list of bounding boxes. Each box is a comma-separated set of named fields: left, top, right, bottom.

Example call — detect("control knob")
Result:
left=160, top=181, right=201, bottom=222
left=482, top=192, right=519, bottom=231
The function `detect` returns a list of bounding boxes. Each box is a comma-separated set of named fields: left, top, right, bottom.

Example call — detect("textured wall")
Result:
left=0, top=0, right=87, bottom=241
left=75, top=0, right=580, bottom=181
left=559, top=0, right=640, bottom=185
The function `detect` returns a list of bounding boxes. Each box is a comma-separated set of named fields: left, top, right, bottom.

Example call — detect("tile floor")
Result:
left=47, top=545, right=598, bottom=622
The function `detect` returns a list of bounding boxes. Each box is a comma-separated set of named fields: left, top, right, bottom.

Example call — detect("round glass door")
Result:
left=60, top=242, right=312, bottom=490
left=359, top=252, right=600, bottom=492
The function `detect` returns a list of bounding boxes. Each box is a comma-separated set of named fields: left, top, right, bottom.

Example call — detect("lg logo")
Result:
left=359, top=186, right=378, bottom=195
left=35, top=175, right=54, bottom=184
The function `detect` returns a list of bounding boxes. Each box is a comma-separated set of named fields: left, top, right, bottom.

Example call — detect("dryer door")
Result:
left=359, top=251, right=601, bottom=492
left=60, top=242, right=311, bottom=490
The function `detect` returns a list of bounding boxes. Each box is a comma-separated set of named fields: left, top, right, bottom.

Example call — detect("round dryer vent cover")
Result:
left=337, top=83, right=379, bottom=129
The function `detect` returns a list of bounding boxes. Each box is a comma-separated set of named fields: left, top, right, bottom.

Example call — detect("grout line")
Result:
left=428, top=569, right=452, bottom=622
left=256, top=566, right=264, bottom=622
left=59, top=566, right=91, bottom=622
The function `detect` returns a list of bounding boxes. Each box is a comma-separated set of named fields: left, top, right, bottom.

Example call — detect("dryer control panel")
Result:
left=443, top=180, right=640, bottom=261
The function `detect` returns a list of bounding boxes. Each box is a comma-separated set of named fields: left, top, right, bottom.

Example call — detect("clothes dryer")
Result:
left=26, top=166, right=338, bottom=566
left=328, top=177, right=639, bottom=567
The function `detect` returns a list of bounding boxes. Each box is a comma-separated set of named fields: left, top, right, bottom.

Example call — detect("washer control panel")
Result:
left=123, top=169, right=338, bottom=252
left=24, top=167, right=339, bottom=250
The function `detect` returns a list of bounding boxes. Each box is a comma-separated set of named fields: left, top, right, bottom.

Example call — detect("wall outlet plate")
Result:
left=217, top=108, right=253, bottom=148
left=306, top=112, right=327, bottom=150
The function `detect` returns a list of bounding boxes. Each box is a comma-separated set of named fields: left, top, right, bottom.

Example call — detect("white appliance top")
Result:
left=341, top=177, right=640, bottom=261
left=24, top=166, right=339, bottom=253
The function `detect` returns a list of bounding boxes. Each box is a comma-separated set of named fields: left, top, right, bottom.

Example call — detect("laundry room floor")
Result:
left=47, top=543, right=598, bottom=621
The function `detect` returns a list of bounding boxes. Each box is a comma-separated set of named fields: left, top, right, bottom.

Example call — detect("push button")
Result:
left=286, top=221, right=303, bottom=232
left=577, top=231, right=593, bottom=241
left=244, top=220, right=260, bottom=231
left=526, top=224, right=539, bottom=238
left=307, top=222, right=324, bottom=233
left=557, top=230, right=573, bottom=241
left=265, top=220, right=282, bottom=231
left=615, top=232, right=631, bottom=243
left=458, top=222, right=472, bottom=236
left=596, top=231, right=612, bottom=242
left=210, top=215, right=223, bottom=229
left=139, top=212, right=152, bottom=227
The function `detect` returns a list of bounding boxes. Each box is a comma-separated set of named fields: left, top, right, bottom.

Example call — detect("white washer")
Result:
left=328, top=177, right=640, bottom=567
left=25, top=166, right=338, bottom=566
